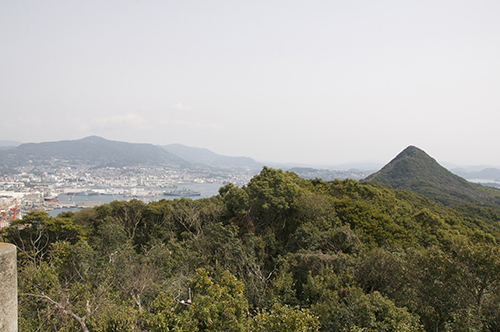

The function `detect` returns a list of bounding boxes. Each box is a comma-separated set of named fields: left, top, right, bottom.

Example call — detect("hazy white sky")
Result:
left=1, top=1, right=499, bottom=166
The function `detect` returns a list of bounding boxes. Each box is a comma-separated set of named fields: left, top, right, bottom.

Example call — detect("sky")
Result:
left=1, top=1, right=500, bottom=166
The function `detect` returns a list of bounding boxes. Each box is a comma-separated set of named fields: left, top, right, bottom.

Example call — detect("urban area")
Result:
left=0, top=165, right=257, bottom=227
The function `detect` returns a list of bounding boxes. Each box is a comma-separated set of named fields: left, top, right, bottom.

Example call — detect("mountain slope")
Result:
left=0, top=136, right=188, bottom=169
left=162, top=143, right=262, bottom=169
left=363, top=146, right=500, bottom=206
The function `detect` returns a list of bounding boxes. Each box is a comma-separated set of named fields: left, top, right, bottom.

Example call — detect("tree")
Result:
left=252, top=303, right=320, bottom=332
left=450, top=242, right=500, bottom=318
left=143, top=291, right=196, bottom=332
left=246, top=167, right=300, bottom=235
left=311, top=287, right=423, bottom=331
left=110, top=243, right=161, bottom=313
left=355, top=248, right=411, bottom=305
left=188, top=268, right=250, bottom=331
left=1, top=211, right=85, bottom=266
left=146, top=268, right=252, bottom=332
left=19, top=240, right=121, bottom=332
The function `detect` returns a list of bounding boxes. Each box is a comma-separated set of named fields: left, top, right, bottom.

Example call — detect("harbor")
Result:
left=0, top=163, right=254, bottom=225
left=47, top=183, right=221, bottom=217
left=0, top=182, right=223, bottom=221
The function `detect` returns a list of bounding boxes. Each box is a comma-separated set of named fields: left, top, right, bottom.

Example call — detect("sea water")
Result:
left=48, top=183, right=223, bottom=217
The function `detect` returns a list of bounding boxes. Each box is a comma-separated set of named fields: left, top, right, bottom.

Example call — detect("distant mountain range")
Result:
left=161, top=143, right=262, bottom=170
left=0, top=136, right=187, bottom=170
left=0, top=136, right=380, bottom=179
left=2, top=137, right=500, bottom=188
left=364, top=146, right=500, bottom=207
left=0, top=140, right=22, bottom=150
left=0, top=136, right=264, bottom=173
left=450, top=167, right=500, bottom=182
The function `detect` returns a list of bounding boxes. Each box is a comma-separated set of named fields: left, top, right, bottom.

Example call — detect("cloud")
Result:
left=173, top=103, right=191, bottom=112
left=79, top=114, right=151, bottom=133
left=173, top=120, right=225, bottom=130
left=78, top=123, right=89, bottom=131
left=93, top=114, right=147, bottom=126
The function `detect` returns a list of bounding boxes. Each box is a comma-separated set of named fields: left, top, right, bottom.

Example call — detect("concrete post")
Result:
left=0, top=243, right=17, bottom=332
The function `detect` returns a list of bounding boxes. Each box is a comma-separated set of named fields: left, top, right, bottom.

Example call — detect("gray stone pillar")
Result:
left=0, top=243, right=17, bottom=332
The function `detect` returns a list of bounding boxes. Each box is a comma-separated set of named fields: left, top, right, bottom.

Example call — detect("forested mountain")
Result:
left=364, top=146, right=500, bottom=206
left=0, top=136, right=188, bottom=169
left=3, top=165, right=500, bottom=331
left=162, top=143, right=262, bottom=170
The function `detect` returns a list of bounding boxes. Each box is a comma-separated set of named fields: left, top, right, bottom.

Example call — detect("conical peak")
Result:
left=393, top=146, right=428, bottom=160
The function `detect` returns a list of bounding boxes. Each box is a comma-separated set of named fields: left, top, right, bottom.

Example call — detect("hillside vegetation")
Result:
left=364, top=146, right=500, bottom=206
left=3, top=165, right=500, bottom=331
left=364, top=146, right=500, bottom=239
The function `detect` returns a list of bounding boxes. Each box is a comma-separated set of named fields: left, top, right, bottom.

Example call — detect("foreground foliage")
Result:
left=3, top=167, right=500, bottom=331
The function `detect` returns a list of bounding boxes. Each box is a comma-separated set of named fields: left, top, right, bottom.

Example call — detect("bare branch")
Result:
left=23, top=292, right=90, bottom=332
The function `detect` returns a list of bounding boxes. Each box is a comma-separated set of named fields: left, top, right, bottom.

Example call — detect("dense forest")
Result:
left=2, top=166, right=500, bottom=331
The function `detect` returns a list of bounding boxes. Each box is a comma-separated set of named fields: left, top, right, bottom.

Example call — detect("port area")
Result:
left=45, top=200, right=103, bottom=209
left=0, top=182, right=223, bottom=225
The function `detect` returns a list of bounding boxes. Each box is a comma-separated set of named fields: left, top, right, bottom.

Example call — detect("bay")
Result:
left=48, top=183, right=223, bottom=217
